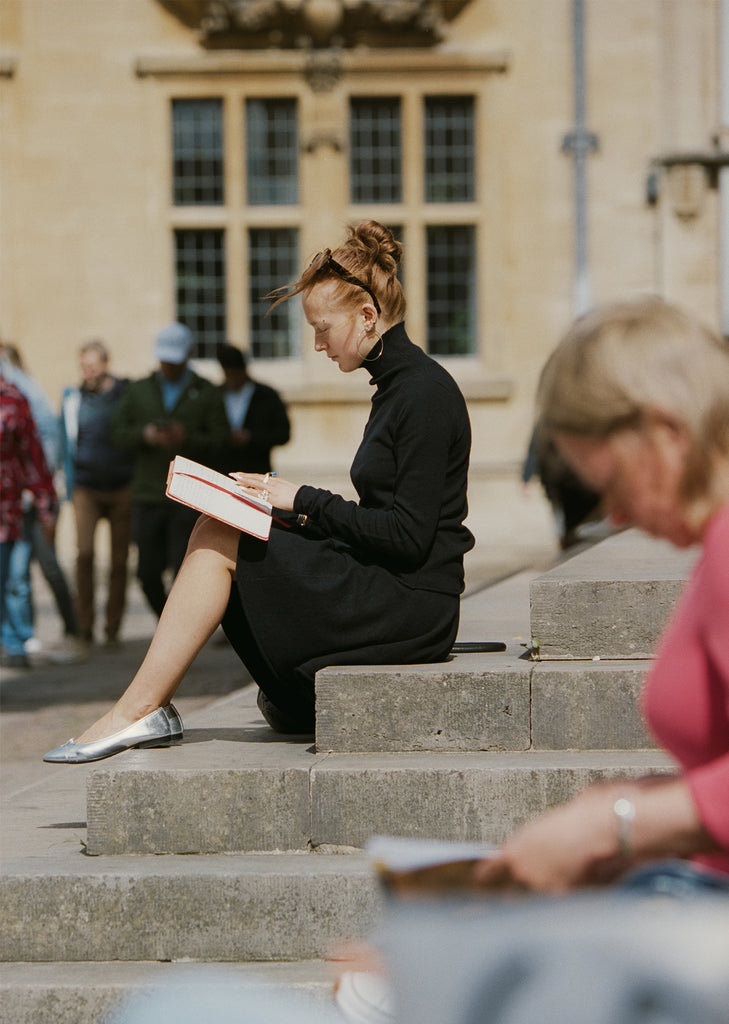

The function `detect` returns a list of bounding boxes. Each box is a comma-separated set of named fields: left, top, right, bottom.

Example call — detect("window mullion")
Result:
left=226, top=93, right=245, bottom=344
left=401, top=91, right=426, bottom=345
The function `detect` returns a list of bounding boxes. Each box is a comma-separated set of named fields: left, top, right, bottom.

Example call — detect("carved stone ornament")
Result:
left=157, top=0, right=474, bottom=50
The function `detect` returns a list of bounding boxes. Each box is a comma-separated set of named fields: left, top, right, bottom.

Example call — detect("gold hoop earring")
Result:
left=360, top=329, right=384, bottom=362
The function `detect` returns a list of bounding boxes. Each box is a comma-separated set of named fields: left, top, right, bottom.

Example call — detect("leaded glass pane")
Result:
left=174, top=229, right=226, bottom=356
left=246, top=99, right=298, bottom=206
left=350, top=97, right=402, bottom=203
left=426, top=225, right=476, bottom=355
left=172, top=99, right=224, bottom=206
left=248, top=228, right=299, bottom=359
left=424, top=96, right=475, bottom=203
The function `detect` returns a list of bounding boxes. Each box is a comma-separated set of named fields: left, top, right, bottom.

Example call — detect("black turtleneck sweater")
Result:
left=293, top=322, right=474, bottom=595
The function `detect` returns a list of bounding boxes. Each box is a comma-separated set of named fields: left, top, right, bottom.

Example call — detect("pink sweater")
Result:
left=642, top=502, right=729, bottom=876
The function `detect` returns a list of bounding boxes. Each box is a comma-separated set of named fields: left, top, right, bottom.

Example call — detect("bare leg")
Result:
left=75, top=516, right=239, bottom=744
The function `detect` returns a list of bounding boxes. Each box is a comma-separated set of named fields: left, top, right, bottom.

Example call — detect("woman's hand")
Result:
left=230, top=471, right=300, bottom=512
left=472, top=784, right=632, bottom=894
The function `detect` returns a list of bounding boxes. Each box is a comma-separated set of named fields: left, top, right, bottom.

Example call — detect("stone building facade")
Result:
left=0, top=0, right=725, bottom=565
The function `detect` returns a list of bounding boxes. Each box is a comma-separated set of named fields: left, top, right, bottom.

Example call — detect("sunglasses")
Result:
left=310, top=249, right=381, bottom=315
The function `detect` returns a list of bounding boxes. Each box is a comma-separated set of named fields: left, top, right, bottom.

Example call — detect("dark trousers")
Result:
left=32, top=513, right=79, bottom=635
left=133, top=502, right=199, bottom=617
left=74, top=484, right=132, bottom=641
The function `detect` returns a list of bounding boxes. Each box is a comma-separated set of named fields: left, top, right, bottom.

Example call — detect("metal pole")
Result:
left=562, top=0, right=599, bottom=316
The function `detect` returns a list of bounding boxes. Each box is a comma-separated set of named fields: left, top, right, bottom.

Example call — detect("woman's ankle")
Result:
left=115, top=696, right=164, bottom=724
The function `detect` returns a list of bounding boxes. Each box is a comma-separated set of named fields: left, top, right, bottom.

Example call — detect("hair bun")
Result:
left=348, top=220, right=402, bottom=271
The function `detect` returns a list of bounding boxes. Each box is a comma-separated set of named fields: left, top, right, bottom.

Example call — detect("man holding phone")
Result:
left=110, top=323, right=228, bottom=616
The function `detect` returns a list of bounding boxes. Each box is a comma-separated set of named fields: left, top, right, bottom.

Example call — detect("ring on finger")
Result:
left=263, top=472, right=271, bottom=484
left=261, top=489, right=269, bottom=502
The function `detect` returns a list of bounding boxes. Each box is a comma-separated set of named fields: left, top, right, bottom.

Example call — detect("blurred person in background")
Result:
left=0, top=371, right=57, bottom=669
left=215, top=343, right=291, bottom=475
left=521, top=425, right=603, bottom=550
left=60, top=340, right=134, bottom=647
left=0, top=343, right=84, bottom=665
left=110, top=323, right=228, bottom=617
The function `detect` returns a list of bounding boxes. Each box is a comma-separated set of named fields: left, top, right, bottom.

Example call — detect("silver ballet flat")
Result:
left=43, top=707, right=176, bottom=764
left=162, top=703, right=184, bottom=743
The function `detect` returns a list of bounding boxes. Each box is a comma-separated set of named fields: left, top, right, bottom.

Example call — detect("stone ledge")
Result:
left=310, top=749, right=675, bottom=848
left=315, top=658, right=532, bottom=753
left=85, top=739, right=674, bottom=855
left=316, top=657, right=657, bottom=753
left=530, top=529, right=697, bottom=659
left=1, top=852, right=380, bottom=963
left=531, top=660, right=655, bottom=750
left=86, top=762, right=313, bottom=855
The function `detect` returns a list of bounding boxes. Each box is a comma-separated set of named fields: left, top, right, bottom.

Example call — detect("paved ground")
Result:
left=0, top=531, right=558, bottom=799
left=0, top=576, right=251, bottom=796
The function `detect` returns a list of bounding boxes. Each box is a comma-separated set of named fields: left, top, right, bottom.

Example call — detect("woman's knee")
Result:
left=186, top=515, right=240, bottom=567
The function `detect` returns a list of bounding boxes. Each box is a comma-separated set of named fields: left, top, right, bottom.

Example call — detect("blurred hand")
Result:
left=143, top=421, right=187, bottom=447
left=230, top=428, right=252, bottom=447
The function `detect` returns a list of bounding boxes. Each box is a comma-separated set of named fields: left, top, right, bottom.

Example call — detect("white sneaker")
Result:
left=24, top=636, right=43, bottom=655
left=45, top=636, right=88, bottom=664
left=335, top=971, right=395, bottom=1024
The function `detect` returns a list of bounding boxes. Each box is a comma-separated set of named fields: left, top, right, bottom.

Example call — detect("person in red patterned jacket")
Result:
left=0, top=374, right=58, bottom=667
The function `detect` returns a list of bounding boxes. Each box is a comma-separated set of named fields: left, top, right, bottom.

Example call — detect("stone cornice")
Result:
left=157, top=0, right=475, bottom=49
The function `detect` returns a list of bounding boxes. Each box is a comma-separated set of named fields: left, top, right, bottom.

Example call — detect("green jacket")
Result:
left=110, top=371, right=229, bottom=503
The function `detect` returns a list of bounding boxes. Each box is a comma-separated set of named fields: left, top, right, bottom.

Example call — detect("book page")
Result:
left=170, top=456, right=271, bottom=510
left=365, top=836, right=498, bottom=872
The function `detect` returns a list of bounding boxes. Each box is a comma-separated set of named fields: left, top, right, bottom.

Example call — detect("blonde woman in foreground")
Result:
left=475, top=296, right=729, bottom=894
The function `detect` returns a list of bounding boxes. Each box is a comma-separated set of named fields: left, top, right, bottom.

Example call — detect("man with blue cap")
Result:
left=110, top=323, right=228, bottom=616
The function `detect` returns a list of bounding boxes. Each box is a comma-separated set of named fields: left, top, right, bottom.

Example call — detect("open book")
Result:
left=166, top=456, right=272, bottom=541
left=365, top=836, right=502, bottom=895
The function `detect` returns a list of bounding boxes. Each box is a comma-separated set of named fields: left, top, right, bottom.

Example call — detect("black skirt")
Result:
left=222, top=520, right=460, bottom=730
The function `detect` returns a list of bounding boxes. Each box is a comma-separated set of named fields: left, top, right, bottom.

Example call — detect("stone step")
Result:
left=87, top=748, right=672, bottom=855
left=1, top=850, right=380, bottom=964
left=314, top=562, right=657, bottom=753
left=2, top=743, right=673, bottom=964
left=0, top=544, right=689, bottom=1013
left=84, top=692, right=672, bottom=854
left=529, top=529, right=697, bottom=659
left=317, top=657, right=654, bottom=753
left=531, top=659, right=655, bottom=750
left=304, top=749, right=672, bottom=851
left=317, top=568, right=533, bottom=753
left=0, top=961, right=335, bottom=1024
left=1, top=742, right=377, bottom=967
left=316, top=657, right=533, bottom=753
